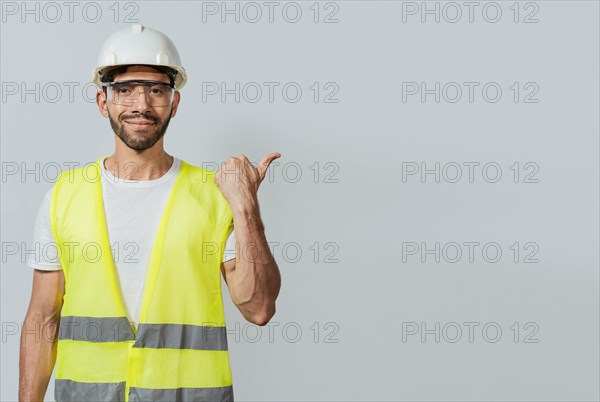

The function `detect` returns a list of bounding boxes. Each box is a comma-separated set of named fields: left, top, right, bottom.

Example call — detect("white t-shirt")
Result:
left=26, top=156, right=236, bottom=325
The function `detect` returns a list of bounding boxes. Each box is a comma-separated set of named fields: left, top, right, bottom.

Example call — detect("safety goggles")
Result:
left=102, top=80, right=175, bottom=107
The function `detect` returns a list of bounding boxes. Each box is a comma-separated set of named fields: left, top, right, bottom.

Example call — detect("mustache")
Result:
left=121, top=113, right=159, bottom=123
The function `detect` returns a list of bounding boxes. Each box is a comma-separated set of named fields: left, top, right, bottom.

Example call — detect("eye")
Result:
left=149, top=86, right=165, bottom=95
left=149, top=85, right=169, bottom=96
left=114, top=85, right=132, bottom=94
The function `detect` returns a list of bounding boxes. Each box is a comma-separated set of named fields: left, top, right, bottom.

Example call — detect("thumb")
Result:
left=257, top=152, right=281, bottom=181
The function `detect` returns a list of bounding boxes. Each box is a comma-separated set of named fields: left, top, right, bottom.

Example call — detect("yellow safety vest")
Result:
left=50, top=156, right=234, bottom=401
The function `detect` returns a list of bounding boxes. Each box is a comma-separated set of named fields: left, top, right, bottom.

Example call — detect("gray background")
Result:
left=1, top=1, right=599, bottom=400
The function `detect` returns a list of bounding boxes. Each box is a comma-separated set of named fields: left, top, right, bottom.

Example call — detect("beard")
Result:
left=108, top=109, right=172, bottom=151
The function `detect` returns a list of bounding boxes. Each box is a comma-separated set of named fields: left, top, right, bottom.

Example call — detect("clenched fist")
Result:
left=214, top=152, right=281, bottom=209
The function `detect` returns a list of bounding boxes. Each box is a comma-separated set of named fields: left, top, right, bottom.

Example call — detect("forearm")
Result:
left=230, top=200, right=281, bottom=325
left=19, top=312, right=59, bottom=401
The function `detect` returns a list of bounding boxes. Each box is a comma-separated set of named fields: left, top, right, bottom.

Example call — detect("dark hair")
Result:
left=100, top=65, right=176, bottom=92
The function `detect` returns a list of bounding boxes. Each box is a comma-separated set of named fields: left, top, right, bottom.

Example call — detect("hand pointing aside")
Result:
left=214, top=152, right=281, bottom=211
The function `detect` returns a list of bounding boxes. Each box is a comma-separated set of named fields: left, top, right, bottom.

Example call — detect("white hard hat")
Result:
left=92, top=24, right=187, bottom=90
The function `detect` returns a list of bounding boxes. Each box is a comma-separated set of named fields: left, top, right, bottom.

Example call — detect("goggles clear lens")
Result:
left=103, top=80, right=174, bottom=107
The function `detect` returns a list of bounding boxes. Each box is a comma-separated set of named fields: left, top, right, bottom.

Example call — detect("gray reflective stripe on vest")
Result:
left=134, top=323, right=228, bottom=350
left=58, top=316, right=135, bottom=342
left=55, top=379, right=126, bottom=402
left=129, top=385, right=234, bottom=402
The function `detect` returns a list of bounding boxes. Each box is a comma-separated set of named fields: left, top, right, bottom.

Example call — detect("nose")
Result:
left=129, top=89, right=151, bottom=113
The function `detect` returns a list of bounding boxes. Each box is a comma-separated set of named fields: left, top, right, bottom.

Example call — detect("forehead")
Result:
left=112, top=66, right=170, bottom=83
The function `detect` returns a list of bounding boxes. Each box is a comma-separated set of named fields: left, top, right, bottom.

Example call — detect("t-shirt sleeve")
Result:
left=26, top=188, right=62, bottom=271
left=223, top=222, right=236, bottom=262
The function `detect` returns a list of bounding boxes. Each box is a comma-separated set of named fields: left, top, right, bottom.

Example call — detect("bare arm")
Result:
left=19, top=269, right=64, bottom=401
left=215, top=153, right=282, bottom=326
left=221, top=203, right=281, bottom=326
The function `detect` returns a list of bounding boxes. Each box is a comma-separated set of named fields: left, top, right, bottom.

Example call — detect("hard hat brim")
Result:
left=93, top=64, right=187, bottom=91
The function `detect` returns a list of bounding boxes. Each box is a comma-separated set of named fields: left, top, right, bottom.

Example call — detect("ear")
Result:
left=96, top=90, right=109, bottom=118
left=170, top=91, right=181, bottom=118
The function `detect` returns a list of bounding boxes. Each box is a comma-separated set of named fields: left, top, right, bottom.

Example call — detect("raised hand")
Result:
left=214, top=152, right=281, bottom=209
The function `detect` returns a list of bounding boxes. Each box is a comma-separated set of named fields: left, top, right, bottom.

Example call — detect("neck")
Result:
left=103, top=148, right=174, bottom=181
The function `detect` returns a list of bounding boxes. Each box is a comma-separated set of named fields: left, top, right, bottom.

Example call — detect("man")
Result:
left=18, top=24, right=281, bottom=402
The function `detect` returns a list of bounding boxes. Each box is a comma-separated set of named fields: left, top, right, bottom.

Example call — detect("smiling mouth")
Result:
left=125, top=120, right=155, bottom=129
